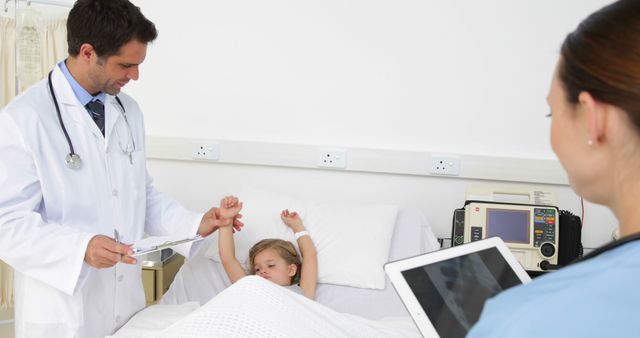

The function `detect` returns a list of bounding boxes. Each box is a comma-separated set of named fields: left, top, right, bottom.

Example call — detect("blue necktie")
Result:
left=86, top=100, right=105, bottom=136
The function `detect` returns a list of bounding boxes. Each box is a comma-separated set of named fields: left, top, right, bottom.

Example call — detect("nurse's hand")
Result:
left=198, top=207, right=244, bottom=237
left=84, top=235, right=137, bottom=268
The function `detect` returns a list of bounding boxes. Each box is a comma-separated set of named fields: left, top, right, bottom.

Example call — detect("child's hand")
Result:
left=219, top=196, right=243, bottom=222
left=281, top=209, right=304, bottom=232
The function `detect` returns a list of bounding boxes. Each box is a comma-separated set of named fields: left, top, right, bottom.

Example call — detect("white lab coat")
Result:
left=0, top=66, right=203, bottom=338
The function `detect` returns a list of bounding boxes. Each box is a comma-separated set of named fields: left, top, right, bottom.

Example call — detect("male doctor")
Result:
left=0, top=0, right=241, bottom=337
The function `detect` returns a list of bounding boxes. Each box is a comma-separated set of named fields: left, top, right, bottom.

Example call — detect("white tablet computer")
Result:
left=384, top=236, right=531, bottom=338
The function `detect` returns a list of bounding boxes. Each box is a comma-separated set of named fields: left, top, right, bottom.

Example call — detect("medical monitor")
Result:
left=452, top=201, right=560, bottom=271
left=486, top=208, right=530, bottom=243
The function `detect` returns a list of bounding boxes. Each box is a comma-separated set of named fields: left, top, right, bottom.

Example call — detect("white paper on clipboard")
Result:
left=129, top=235, right=205, bottom=257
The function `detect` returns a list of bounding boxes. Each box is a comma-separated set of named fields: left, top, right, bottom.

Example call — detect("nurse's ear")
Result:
left=579, top=91, right=607, bottom=145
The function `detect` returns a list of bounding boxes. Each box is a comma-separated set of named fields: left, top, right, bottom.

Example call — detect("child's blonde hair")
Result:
left=249, top=239, right=301, bottom=285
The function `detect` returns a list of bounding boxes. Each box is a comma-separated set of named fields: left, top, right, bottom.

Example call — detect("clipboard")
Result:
left=129, top=235, right=205, bottom=257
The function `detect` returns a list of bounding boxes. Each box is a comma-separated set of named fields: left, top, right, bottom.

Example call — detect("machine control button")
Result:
left=540, top=242, right=556, bottom=257
left=471, top=227, right=483, bottom=241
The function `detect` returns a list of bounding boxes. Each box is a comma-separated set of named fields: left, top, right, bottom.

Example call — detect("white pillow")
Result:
left=204, top=187, right=398, bottom=290
left=305, top=203, right=398, bottom=289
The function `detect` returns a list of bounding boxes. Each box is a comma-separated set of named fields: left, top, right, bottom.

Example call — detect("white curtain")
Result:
left=0, top=16, right=17, bottom=309
left=0, top=13, right=67, bottom=310
left=41, top=18, right=67, bottom=73
left=1, top=14, right=67, bottom=108
left=0, top=16, right=16, bottom=109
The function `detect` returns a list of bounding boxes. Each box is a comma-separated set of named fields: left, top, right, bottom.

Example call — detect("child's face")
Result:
left=253, top=248, right=297, bottom=286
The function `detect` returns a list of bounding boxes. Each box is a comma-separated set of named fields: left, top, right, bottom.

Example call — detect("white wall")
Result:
left=125, top=0, right=617, bottom=250
left=129, top=0, right=612, bottom=158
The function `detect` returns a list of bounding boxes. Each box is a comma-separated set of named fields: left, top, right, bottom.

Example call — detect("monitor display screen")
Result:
left=401, top=247, right=523, bottom=338
left=486, top=208, right=530, bottom=244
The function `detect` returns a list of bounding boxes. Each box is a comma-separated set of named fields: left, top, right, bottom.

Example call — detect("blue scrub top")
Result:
left=467, top=240, right=640, bottom=338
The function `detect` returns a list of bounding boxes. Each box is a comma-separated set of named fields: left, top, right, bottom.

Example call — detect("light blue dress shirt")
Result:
left=57, top=60, right=105, bottom=107
left=467, top=240, right=640, bottom=338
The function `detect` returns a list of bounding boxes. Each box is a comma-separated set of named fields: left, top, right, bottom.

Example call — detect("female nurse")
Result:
left=468, top=0, right=640, bottom=337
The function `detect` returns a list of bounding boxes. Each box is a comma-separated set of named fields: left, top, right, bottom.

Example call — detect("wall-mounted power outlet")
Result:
left=192, top=143, right=220, bottom=160
left=318, top=148, right=347, bottom=169
left=430, top=155, right=460, bottom=176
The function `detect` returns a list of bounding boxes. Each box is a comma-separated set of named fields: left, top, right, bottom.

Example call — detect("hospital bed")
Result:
left=111, top=206, right=440, bottom=337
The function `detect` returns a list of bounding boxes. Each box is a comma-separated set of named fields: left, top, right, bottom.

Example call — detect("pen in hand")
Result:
left=112, top=230, right=138, bottom=265
left=114, top=229, right=121, bottom=262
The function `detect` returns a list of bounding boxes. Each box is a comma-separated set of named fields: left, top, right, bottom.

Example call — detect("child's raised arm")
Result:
left=218, top=196, right=247, bottom=283
left=281, top=209, right=318, bottom=299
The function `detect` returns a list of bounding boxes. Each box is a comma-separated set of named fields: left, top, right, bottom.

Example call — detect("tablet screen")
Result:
left=401, top=247, right=522, bottom=338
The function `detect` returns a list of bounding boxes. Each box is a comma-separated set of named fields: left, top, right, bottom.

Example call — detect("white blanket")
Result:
left=112, top=276, right=420, bottom=338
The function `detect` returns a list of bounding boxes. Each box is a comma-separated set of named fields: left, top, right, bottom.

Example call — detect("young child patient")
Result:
left=217, top=196, right=318, bottom=299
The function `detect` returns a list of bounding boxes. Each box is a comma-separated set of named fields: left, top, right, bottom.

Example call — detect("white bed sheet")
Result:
left=113, top=276, right=421, bottom=338
left=114, top=207, right=439, bottom=336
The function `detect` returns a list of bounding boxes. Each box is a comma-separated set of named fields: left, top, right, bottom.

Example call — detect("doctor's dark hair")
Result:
left=558, top=0, right=640, bottom=131
left=66, top=0, right=157, bottom=58
left=249, top=239, right=302, bottom=285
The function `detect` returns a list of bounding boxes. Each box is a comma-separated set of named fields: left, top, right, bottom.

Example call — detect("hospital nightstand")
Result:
left=0, top=307, right=14, bottom=338
left=141, top=252, right=185, bottom=306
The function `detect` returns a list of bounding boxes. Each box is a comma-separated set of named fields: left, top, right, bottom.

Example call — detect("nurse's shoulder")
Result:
left=469, top=242, right=640, bottom=337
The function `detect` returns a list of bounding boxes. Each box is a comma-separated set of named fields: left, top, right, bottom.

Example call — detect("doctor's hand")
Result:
left=198, top=206, right=244, bottom=237
left=84, top=235, right=137, bottom=268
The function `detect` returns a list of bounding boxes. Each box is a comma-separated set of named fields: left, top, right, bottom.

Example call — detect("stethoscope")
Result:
left=48, top=70, right=136, bottom=169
